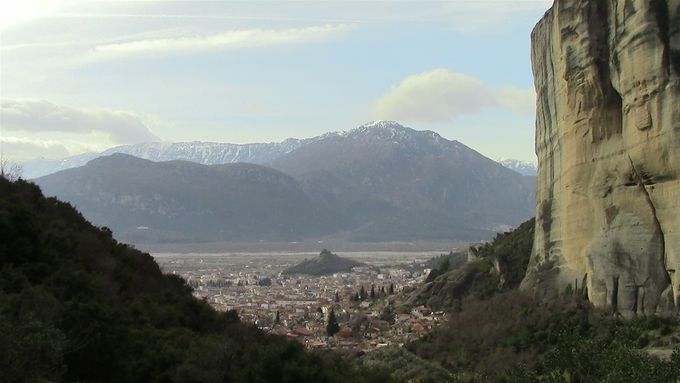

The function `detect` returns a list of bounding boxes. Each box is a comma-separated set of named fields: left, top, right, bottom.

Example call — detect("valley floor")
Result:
left=153, top=251, right=446, bottom=351
left=143, top=240, right=465, bottom=253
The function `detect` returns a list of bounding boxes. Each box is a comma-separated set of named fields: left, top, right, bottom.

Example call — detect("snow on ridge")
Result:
left=23, top=121, right=470, bottom=178
left=497, top=158, right=538, bottom=176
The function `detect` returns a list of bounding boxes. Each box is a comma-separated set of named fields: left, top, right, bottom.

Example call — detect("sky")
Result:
left=0, top=0, right=552, bottom=163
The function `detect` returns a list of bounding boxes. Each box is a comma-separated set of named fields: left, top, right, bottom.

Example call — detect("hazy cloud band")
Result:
left=371, top=68, right=535, bottom=124
left=1, top=99, right=160, bottom=144
left=91, top=24, right=355, bottom=60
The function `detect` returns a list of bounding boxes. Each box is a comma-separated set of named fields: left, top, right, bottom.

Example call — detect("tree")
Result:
left=274, top=311, right=280, bottom=324
left=380, top=305, right=395, bottom=324
left=0, top=154, right=22, bottom=181
left=360, top=286, right=366, bottom=301
left=326, top=309, right=340, bottom=337
left=440, top=258, right=450, bottom=273
left=370, top=285, right=376, bottom=299
left=389, top=283, right=395, bottom=295
left=335, top=291, right=340, bottom=303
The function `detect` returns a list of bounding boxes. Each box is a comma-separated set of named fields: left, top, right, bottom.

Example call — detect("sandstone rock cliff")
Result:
left=521, top=0, right=680, bottom=316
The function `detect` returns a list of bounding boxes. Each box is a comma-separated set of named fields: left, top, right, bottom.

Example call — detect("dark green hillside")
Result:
left=396, top=219, right=680, bottom=382
left=283, top=249, right=365, bottom=276
left=0, top=178, right=391, bottom=383
left=405, top=218, right=534, bottom=311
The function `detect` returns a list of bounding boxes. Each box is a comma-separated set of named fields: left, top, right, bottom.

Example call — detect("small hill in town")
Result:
left=283, top=249, right=365, bottom=276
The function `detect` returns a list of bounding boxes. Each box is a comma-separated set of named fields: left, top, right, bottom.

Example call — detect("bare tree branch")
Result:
left=0, top=153, right=23, bottom=181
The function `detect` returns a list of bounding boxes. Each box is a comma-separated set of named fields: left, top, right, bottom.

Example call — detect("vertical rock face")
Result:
left=521, top=0, right=680, bottom=316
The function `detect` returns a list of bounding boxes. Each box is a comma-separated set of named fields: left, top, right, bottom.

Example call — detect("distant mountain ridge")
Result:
left=22, top=139, right=312, bottom=179
left=497, top=159, right=537, bottom=176
left=36, top=154, right=339, bottom=243
left=34, top=122, right=536, bottom=244
left=23, top=122, right=535, bottom=179
left=269, top=121, right=535, bottom=241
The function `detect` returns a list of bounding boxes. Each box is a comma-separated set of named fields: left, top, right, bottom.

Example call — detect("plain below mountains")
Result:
left=35, top=121, right=536, bottom=244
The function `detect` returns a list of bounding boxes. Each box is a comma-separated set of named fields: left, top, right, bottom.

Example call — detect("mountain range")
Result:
left=23, top=122, right=535, bottom=179
left=23, top=138, right=312, bottom=179
left=34, top=121, right=536, bottom=244
left=497, top=159, right=537, bottom=176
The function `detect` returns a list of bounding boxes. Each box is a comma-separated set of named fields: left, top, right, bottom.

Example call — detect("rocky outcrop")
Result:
left=521, top=0, right=680, bottom=316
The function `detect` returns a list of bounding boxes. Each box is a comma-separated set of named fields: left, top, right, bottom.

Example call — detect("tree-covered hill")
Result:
left=0, top=178, right=392, bottom=383
left=283, top=249, right=365, bottom=276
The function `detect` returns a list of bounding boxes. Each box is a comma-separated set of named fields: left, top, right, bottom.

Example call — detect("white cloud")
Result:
left=1, top=99, right=161, bottom=144
left=0, top=0, right=63, bottom=29
left=0, top=136, right=71, bottom=161
left=370, top=69, right=535, bottom=124
left=371, top=69, right=495, bottom=123
left=89, top=24, right=355, bottom=60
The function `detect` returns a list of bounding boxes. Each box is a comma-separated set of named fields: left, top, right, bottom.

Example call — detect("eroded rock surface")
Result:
left=521, top=0, right=680, bottom=316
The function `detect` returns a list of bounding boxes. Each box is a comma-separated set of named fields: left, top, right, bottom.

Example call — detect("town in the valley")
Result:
left=153, top=251, right=449, bottom=351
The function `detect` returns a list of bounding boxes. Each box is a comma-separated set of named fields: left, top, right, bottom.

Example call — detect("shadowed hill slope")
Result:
left=271, top=121, right=535, bottom=242
left=35, top=153, right=340, bottom=244
left=0, top=178, right=392, bottom=383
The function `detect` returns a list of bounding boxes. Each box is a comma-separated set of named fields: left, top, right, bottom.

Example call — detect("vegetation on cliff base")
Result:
left=402, top=218, right=680, bottom=382
left=0, top=178, right=394, bottom=383
left=408, top=291, right=680, bottom=382
left=405, top=218, right=534, bottom=311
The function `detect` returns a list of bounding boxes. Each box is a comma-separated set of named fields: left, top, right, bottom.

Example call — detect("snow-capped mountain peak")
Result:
left=497, top=158, right=537, bottom=176
left=359, top=120, right=403, bottom=129
left=22, top=121, right=519, bottom=179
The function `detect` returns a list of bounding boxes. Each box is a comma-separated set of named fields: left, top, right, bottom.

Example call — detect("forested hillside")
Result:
left=0, top=178, right=392, bottom=383
left=395, top=219, right=680, bottom=381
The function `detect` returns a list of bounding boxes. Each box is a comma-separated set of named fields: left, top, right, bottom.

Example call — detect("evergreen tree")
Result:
left=380, top=305, right=395, bottom=324
left=274, top=311, right=280, bottom=324
left=389, top=283, right=395, bottom=294
left=326, top=309, right=340, bottom=337
left=370, top=285, right=376, bottom=299
left=360, top=286, right=366, bottom=301
left=335, top=291, right=340, bottom=302
left=440, top=258, right=450, bottom=272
